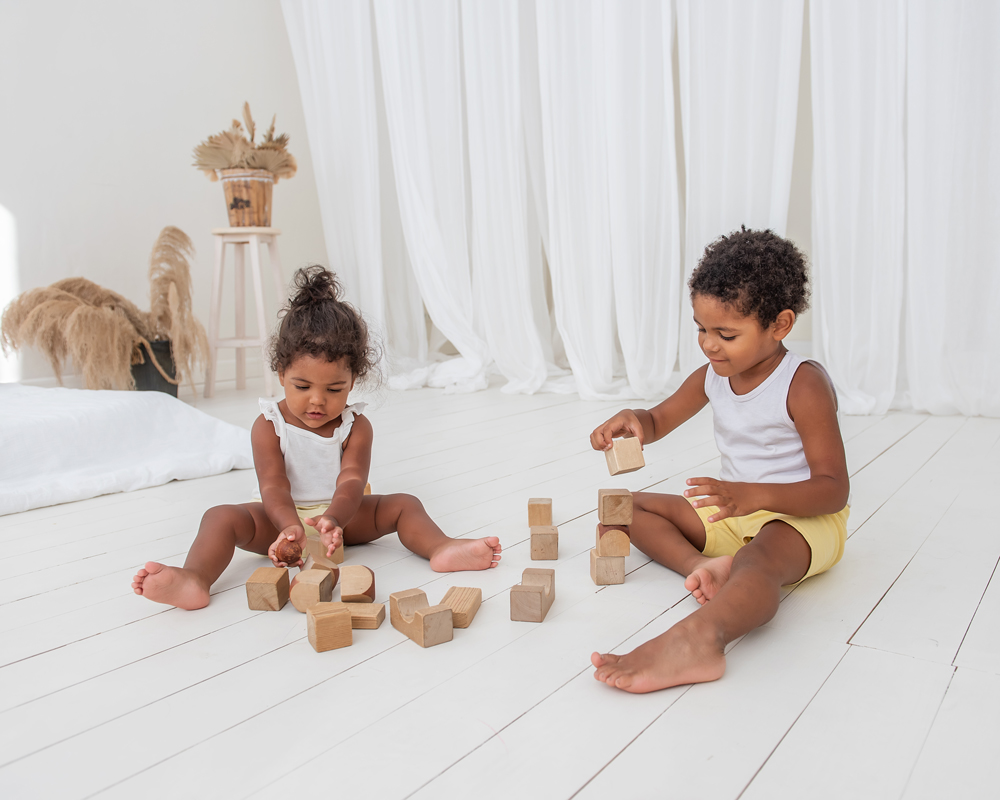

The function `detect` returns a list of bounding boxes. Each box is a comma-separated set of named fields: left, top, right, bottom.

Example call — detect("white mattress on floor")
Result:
left=0, top=384, right=253, bottom=515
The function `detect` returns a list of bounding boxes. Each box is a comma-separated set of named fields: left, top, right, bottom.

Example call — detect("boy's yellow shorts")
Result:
left=689, top=500, right=849, bottom=583
left=295, top=483, right=372, bottom=540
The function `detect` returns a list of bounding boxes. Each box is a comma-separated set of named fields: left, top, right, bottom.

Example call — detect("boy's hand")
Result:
left=304, top=514, right=344, bottom=559
left=269, top=524, right=306, bottom=567
left=591, top=410, right=644, bottom=452
left=684, top=478, right=759, bottom=523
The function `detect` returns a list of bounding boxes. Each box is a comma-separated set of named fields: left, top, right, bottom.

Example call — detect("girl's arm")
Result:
left=305, top=413, right=373, bottom=557
left=251, top=415, right=305, bottom=566
left=590, top=366, right=710, bottom=451
left=686, top=363, right=850, bottom=520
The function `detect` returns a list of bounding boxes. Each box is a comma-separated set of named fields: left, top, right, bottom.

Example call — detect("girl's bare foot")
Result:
left=684, top=554, right=733, bottom=605
left=131, top=562, right=210, bottom=610
left=429, top=537, right=502, bottom=572
left=591, top=617, right=726, bottom=693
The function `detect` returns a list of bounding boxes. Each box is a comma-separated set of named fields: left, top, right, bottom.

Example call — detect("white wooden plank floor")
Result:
left=1, top=377, right=998, bottom=799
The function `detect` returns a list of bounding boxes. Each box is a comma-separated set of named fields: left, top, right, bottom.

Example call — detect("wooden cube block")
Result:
left=530, top=525, right=559, bottom=560
left=590, top=548, right=625, bottom=585
left=528, top=497, right=552, bottom=527
left=290, top=568, right=334, bottom=613
left=596, top=523, right=631, bottom=558
left=510, top=568, right=555, bottom=623
left=598, top=488, right=633, bottom=525
left=390, top=589, right=454, bottom=647
left=349, top=602, right=385, bottom=630
left=301, top=553, right=340, bottom=589
left=307, top=602, right=353, bottom=652
left=605, top=437, right=645, bottom=476
left=340, top=564, right=376, bottom=603
left=246, top=567, right=289, bottom=611
left=440, top=586, right=482, bottom=628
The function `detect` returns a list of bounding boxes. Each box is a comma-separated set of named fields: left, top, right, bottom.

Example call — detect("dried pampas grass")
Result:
left=0, top=226, right=208, bottom=394
left=192, top=102, right=297, bottom=183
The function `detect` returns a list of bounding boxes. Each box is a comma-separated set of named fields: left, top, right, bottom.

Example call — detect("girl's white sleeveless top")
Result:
left=255, top=399, right=366, bottom=505
left=704, top=351, right=830, bottom=484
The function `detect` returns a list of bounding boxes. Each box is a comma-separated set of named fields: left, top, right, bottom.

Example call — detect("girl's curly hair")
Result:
left=689, top=226, right=810, bottom=327
left=269, top=266, right=381, bottom=384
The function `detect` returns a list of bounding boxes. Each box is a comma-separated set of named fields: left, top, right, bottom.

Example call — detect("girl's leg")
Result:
left=343, top=494, right=501, bottom=572
left=132, top=503, right=279, bottom=610
left=593, top=520, right=811, bottom=693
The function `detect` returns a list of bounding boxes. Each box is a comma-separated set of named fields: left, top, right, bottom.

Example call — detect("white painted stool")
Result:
left=204, top=227, right=285, bottom=398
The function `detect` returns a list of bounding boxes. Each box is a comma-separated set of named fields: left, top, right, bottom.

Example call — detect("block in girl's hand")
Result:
left=605, top=436, right=645, bottom=476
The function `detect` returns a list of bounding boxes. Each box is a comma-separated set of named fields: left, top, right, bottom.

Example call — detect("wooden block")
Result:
left=598, top=488, right=633, bottom=525
left=389, top=589, right=454, bottom=647
left=528, top=497, right=552, bottom=527
left=605, top=436, right=645, bottom=476
left=246, top=567, right=289, bottom=611
left=590, top=548, right=625, bottom=585
left=596, top=523, right=631, bottom=558
left=290, top=569, right=334, bottom=613
left=306, top=537, right=344, bottom=567
left=348, top=602, right=385, bottom=630
left=301, top=553, right=340, bottom=587
left=440, top=586, right=482, bottom=628
left=341, top=565, right=376, bottom=603
left=510, top=568, right=555, bottom=623
left=307, top=602, right=353, bottom=652
left=530, top=525, right=559, bottom=560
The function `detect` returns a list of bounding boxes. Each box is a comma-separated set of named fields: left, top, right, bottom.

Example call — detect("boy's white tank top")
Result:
left=255, top=399, right=366, bottom=505
left=705, top=351, right=832, bottom=484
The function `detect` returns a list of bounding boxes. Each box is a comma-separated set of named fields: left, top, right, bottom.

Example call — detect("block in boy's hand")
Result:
left=605, top=436, right=644, bottom=476
left=275, top=538, right=302, bottom=565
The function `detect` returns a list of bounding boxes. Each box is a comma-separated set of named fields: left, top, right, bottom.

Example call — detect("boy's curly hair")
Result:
left=688, top=226, right=810, bottom=327
left=269, top=265, right=381, bottom=384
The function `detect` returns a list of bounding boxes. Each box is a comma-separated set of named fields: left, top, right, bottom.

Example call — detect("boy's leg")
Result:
left=343, top=494, right=501, bottom=572
left=592, top=519, right=811, bottom=693
left=132, top=503, right=278, bottom=610
left=631, top=492, right=732, bottom=602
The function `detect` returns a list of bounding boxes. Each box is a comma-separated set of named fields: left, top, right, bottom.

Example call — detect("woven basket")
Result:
left=218, top=168, right=273, bottom=226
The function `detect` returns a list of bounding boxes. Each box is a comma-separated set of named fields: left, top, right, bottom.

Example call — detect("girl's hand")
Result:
left=304, top=515, right=344, bottom=559
left=268, top=525, right=306, bottom=567
left=590, top=410, right=644, bottom=452
left=684, top=478, right=759, bottom=523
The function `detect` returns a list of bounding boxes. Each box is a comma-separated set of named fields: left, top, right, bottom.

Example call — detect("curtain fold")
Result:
left=810, top=0, right=905, bottom=415
left=905, top=0, right=1000, bottom=415
left=676, top=0, right=804, bottom=375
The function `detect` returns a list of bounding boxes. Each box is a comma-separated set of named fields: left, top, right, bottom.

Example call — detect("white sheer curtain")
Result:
left=810, top=0, right=905, bottom=415
left=676, top=0, right=804, bottom=375
left=906, top=0, right=1000, bottom=416
left=373, top=0, right=490, bottom=392
left=280, top=0, right=384, bottom=326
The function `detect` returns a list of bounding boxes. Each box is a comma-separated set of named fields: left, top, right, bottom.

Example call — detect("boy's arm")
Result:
left=591, top=365, right=710, bottom=451
left=251, top=415, right=305, bottom=565
left=305, top=414, right=373, bottom=557
left=686, top=363, right=850, bottom=520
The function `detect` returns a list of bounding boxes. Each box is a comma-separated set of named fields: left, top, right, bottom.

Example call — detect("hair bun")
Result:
left=289, top=265, right=342, bottom=308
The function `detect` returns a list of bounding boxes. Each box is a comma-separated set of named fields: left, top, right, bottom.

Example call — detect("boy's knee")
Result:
left=202, top=504, right=251, bottom=530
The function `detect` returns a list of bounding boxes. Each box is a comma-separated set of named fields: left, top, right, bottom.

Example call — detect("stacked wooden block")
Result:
left=529, top=497, right=558, bottom=560
left=591, top=488, right=632, bottom=585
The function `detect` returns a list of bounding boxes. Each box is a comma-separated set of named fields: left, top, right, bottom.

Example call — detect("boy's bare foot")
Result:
left=591, top=618, right=726, bottom=693
left=131, top=562, right=210, bottom=610
left=684, top=554, right=733, bottom=605
left=429, top=537, right=502, bottom=572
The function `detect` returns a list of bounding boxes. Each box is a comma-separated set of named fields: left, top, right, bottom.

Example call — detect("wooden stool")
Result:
left=204, top=227, right=285, bottom=398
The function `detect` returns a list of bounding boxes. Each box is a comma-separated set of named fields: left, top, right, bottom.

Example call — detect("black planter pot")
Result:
left=131, top=339, right=178, bottom=397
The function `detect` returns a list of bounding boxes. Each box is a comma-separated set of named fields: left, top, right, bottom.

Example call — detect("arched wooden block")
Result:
left=598, top=488, right=633, bottom=525
left=440, top=586, right=482, bottom=628
left=510, top=568, right=555, bottom=623
left=290, top=569, right=334, bottom=613
left=341, top=565, right=376, bottom=603
left=307, top=602, right=352, bottom=652
left=605, top=437, right=644, bottom=476
left=389, top=589, right=453, bottom=647
left=596, top=523, right=631, bottom=558
left=301, top=552, right=340, bottom=588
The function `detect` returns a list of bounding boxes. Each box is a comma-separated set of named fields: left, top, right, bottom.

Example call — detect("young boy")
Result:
left=590, top=227, right=849, bottom=693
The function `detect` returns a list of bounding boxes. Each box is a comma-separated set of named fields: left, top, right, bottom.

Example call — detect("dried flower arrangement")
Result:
left=1, top=227, right=209, bottom=394
left=192, top=102, right=297, bottom=182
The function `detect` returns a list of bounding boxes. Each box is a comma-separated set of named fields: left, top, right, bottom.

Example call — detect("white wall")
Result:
left=0, top=0, right=328, bottom=386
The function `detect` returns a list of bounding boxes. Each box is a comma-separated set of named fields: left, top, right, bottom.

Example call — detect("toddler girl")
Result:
left=133, top=266, right=501, bottom=610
